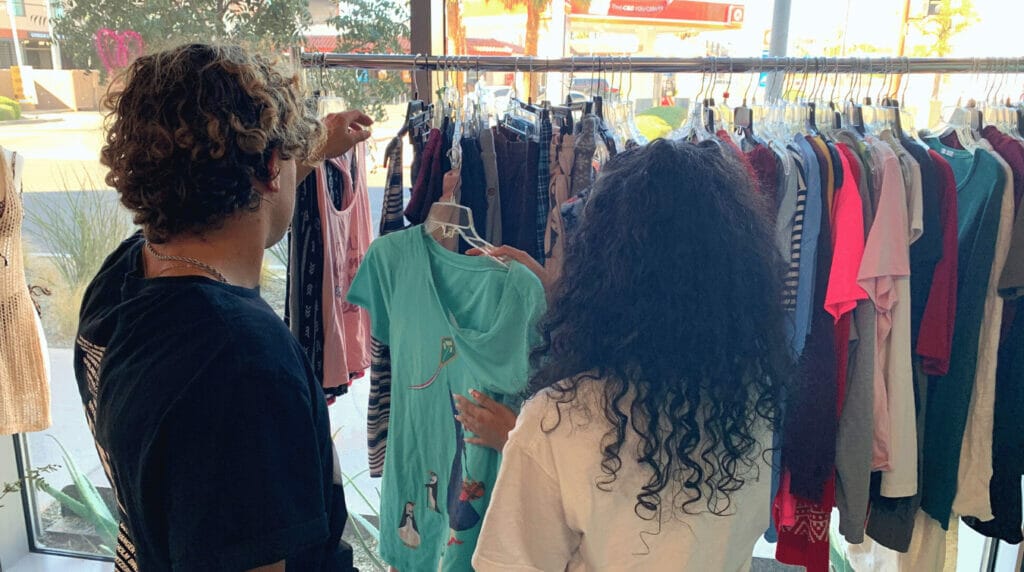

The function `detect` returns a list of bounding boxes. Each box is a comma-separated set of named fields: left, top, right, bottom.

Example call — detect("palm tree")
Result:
left=505, top=0, right=545, bottom=99
left=447, top=0, right=468, bottom=95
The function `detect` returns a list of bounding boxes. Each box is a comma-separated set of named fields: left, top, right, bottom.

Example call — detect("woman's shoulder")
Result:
left=514, top=375, right=614, bottom=444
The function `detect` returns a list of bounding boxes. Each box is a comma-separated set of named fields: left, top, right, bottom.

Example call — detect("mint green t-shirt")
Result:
left=347, top=226, right=546, bottom=571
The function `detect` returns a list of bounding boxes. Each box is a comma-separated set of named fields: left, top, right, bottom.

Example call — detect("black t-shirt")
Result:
left=74, top=232, right=352, bottom=571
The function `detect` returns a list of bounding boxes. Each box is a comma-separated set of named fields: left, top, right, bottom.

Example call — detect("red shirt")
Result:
left=916, top=150, right=959, bottom=375
left=745, top=144, right=780, bottom=206
left=980, top=126, right=1024, bottom=335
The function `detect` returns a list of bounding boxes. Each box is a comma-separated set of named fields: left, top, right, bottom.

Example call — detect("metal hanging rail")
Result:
left=300, top=53, right=1024, bottom=75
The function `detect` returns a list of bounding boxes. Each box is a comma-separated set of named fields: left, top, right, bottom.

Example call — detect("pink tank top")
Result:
left=318, top=143, right=373, bottom=389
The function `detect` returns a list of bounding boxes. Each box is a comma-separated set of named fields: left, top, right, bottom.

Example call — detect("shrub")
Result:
left=24, top=169, right=134, bottom=345
left=638, top=105, right=685, bottom=129
left=0, top=96, right=21, bottom=120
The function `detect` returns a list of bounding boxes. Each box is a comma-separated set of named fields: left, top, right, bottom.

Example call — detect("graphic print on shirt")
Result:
left=447, top=392, right=484, bottom=547
left=76, top=335, right=138, bottom=572
left=426, top=471, right=440, bottom=512
left=409, top=337, right=457, bottom=390
left=341, top=250, right=365, bottom=314
left=398, top=502, right=421, bottom=549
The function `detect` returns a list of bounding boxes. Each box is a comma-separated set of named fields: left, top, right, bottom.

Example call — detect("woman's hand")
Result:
left=467, top=245, right=553, bottom=293
left=320, top=110, right=373, bottom=160
left=454, top=390, right=518, bottom=451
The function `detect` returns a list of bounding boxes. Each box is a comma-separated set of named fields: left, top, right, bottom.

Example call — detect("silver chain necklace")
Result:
left=146, top=242, right=229, bottom=284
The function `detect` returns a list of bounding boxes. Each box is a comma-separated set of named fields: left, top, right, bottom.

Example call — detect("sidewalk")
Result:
left=3, top=105, right=413, bottom=193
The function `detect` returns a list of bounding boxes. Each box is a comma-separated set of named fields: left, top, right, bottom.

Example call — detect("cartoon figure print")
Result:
left=447, top=393, right=485, bottom=546
left=398, top=502, right=421, bottom=549
left=426, top=472, right=440, bottom=513
left=410, top=338, right=457, bottom=390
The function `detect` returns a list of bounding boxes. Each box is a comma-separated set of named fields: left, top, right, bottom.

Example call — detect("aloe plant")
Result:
left=829, top=527, right=856, bottom=572
left=343, top=468, right=386, bottom=571
left=332, top=427, right=385, bottom=571
left=35, top=436, right=119, bottom=554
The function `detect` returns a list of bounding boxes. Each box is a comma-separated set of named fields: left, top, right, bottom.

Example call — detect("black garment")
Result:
left=782, top=142, right=838, bottom=501
left=964, top=298, right=1024, bottom=544
left=900, top=137, right=943, bottom=346
left=75, top=233, right=352, bottom=572
left=458, top=137, right=489, bottom=254
left=494, top=127, right=541, bottom=259
left=286, top=164, right=348, bottom=397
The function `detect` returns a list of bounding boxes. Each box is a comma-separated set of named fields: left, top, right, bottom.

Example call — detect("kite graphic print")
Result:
left=409, top=337, right=457, bottom=390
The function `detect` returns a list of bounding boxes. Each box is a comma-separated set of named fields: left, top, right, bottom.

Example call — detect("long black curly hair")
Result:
left=529, top=138, right=793, bottom=520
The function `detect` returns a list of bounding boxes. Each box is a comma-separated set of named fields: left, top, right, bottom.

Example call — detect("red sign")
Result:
left=570, top=0, right=743, bottom=25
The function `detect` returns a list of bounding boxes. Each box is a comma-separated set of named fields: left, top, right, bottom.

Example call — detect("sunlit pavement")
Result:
left=1, top=107, right=409, bottom=193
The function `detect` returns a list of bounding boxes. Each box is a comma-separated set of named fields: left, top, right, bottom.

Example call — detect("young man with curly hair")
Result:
left=74, top=44, right=371, bottom=571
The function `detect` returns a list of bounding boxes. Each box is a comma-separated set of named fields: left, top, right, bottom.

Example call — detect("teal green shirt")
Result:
left=348, top=227, right=545, bottom=571
left=921, top=137, right=1006, bottom=528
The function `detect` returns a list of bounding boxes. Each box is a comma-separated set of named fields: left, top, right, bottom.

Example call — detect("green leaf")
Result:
left=342, top=471, right=381, bottom=519
left=349, top=510, right=380, bottom=542
left=44, top=436, right=119, bottom=545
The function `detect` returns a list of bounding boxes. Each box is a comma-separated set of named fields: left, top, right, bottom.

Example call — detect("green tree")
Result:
left=910, top=0, right=979, bottom=98
left=317, top=0, right=410, bottom=122
left=52, top=0, right=312, bottom=72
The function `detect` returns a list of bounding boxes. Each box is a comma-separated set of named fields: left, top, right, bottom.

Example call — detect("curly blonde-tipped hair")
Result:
left=101, top=44, right=325, bottom=243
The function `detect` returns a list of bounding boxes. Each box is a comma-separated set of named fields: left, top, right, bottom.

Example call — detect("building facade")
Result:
left=1, top=0, right=58, bottom=69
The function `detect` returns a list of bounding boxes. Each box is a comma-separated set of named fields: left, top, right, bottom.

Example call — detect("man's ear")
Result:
left=264, top=149, right=282, bottom=193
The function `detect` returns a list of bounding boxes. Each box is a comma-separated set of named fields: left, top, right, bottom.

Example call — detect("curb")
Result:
left=0, top=117, right=65, bottom=127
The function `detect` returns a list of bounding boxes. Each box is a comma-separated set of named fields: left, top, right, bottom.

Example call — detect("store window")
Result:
left=7, top=0, right=408, bottom=568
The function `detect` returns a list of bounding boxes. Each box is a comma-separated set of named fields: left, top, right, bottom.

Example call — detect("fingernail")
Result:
left=471, top=390, right=481, bottom=398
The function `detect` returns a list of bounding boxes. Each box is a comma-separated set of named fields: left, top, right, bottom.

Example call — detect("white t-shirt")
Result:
left=473, top=380, right=772, bottom=572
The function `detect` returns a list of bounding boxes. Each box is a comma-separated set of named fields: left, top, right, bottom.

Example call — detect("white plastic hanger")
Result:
left=424, top=202, right=508, bottom=267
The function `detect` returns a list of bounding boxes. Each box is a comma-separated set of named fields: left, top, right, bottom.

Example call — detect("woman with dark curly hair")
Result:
left=465, top=139, right=793, bottom=571
left=74, top=44, right=370, bottom=572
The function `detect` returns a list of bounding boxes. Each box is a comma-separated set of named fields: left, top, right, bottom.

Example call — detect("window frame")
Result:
left=12, top=434, right=115, bottom=564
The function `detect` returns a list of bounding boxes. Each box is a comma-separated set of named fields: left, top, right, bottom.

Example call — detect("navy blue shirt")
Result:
left=75, top=232, right=352, bottom=571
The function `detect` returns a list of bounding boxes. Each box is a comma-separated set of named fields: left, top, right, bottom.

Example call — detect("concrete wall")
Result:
left=0, top=69, right=12, bottom=101
left=0, top=69, right=102, bottom=111
left=0, top=437, right=30, bottom=569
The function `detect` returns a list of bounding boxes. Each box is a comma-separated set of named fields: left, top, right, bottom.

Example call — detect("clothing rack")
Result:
left=301, top=53, right=1024, bottom=75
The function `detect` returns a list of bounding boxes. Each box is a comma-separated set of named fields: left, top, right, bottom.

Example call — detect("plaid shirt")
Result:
left=536, top=119, right=553, bottom=264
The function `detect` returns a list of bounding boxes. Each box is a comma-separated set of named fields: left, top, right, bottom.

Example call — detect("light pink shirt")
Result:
left=318, top=145, right=373, bottom=389
left=858, top=139, right=912, bottom=486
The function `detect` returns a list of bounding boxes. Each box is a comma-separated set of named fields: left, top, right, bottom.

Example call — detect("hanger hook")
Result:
left=818, top=56, right=829, bottom=101
left=743, top=59, right=755, bottom=104
left=724, top=57, right=733, bottom=103
left=411, top=53, right=420, bottom=99
left=862, top=57, right=873, bottom=103
left=705, top=56, right=714, bottom=101
left=622, top=54, right=630, bottom=102
left=570, top=55, right=576, bottom=92
left=880, top=57, right=889, bottom=103
left=696, top=58, right=707, bottom=103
